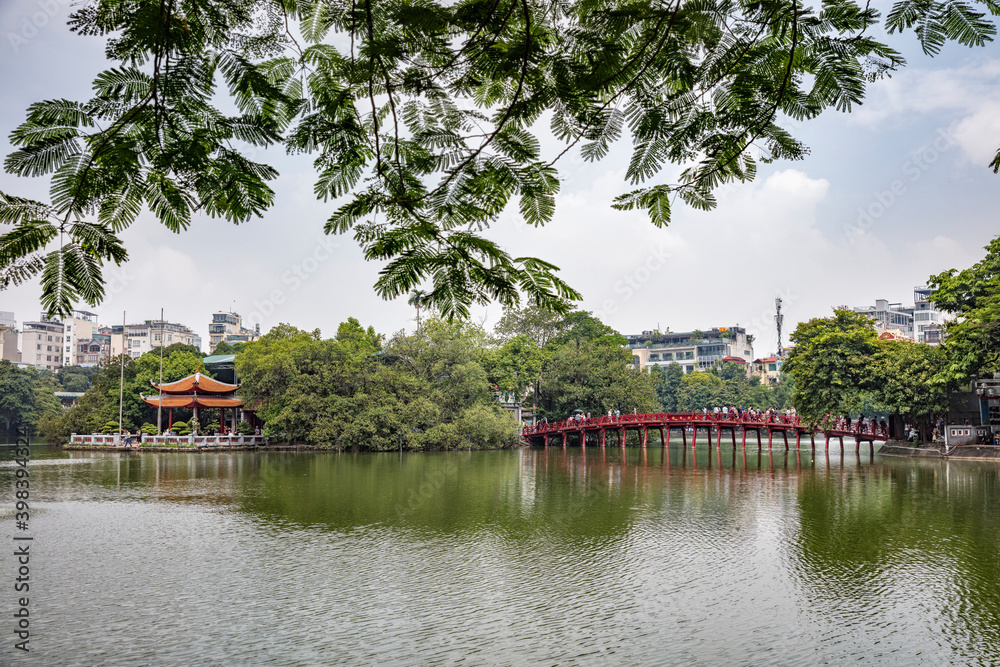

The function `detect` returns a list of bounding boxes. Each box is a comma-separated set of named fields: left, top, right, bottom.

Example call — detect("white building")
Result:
left=0, top=312, right=20, bottom=363
left=208, top=311, right=259, bottom=352
left=22, top=316, right=65, bottom=371
left=628, top=327, right=755, bottom=373
left=61, top=310, right=102, bottom=367
left=111, top=319, right=202, bottom=359
left=852, top=287, right=951, bottom=344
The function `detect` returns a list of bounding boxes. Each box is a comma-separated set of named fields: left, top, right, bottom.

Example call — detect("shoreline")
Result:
left=63, top=444, right=318, bottom=452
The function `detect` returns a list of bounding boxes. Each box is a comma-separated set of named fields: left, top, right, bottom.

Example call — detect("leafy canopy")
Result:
left=929, top=237, right=1000, bottom=384
left=1, top=0, right=998, bottom=317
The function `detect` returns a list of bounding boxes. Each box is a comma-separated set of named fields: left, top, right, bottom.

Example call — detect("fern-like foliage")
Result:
left=1, top=0, right=997, bottom=319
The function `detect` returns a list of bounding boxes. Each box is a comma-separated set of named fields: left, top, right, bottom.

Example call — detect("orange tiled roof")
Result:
left=150, top=372, right=239, bottom=395
left=142, top=395, right=244, bottom=409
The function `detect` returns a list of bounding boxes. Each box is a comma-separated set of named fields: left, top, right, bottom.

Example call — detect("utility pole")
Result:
left=118, top=311, right=125, bottom=444
left=157, top=308, right=164, bottom=434
left=775, top=297, right=784, bottom=357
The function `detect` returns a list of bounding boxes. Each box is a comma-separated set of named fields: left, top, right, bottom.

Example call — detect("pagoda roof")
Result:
left=150, top=372, right=239, bottom=395
left=142, top=394, right=244, bottom=409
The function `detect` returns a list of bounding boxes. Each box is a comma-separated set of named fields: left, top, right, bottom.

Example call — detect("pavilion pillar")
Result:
left=221, top=409, right=225, bottom=431
left=231, top=408, right=238, bottom=433
left=168, top=409, right=173, bottom=431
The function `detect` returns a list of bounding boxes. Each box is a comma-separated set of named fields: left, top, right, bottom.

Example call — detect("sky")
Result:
left=1, top=0, right=998, bottom=358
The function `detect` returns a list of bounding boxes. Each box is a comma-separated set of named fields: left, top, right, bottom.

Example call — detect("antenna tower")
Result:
left=775, top=297, right=783, bottom=357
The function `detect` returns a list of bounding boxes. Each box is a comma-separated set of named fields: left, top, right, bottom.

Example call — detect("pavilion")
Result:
left=142, top=371, right=245, bottom=434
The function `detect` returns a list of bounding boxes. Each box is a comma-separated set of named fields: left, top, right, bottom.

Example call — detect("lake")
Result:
left=3, top=443, right=1000, bottom=665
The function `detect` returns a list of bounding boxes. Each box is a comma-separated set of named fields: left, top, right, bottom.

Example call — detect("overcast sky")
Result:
left=1, top=0, right=998, bottom=356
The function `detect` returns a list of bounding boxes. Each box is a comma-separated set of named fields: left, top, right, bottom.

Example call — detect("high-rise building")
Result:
left=61, top=310, right=101, bottom=367
left=22, top=315, right=65, bottom=371
left=208, top=312, right=259, bottom=352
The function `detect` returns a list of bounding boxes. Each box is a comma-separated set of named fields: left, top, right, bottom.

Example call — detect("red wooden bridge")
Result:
left=523, top=412, right=889, bottom=454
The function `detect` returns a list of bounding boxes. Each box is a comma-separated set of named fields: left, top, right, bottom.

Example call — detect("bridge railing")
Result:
left=523, top=412, right=889, bottom=438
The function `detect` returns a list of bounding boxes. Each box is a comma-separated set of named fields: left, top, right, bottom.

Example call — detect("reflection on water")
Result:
left=3, top=445, right=1000, bottom=665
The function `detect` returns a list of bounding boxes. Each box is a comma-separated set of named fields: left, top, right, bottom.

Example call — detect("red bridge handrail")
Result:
left=522, top=411, right=888, bottom=440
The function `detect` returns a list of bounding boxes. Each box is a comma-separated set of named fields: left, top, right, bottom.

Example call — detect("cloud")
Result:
left=852, top=58, right=1000, bottom=168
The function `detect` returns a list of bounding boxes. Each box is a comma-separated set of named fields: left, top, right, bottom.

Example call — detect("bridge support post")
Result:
left=839, top=436, right=844, bottom=453
left=767, top=429, right=773, bottom=451
left=824, top=433, right=829, bottom=451
left=810, top=433, right=815, bottom=452
left=562, top=432, right=566, bottom=448
left=716, top=425, right=722, bottom=449
left=795, top=431, right=801, bottom=451
left=599, top=428, right=606, bottom=448
left=730, top=428, right=737, bottom=449
left=642, top=427, right=648, bottom=448
left=755, top=429, right=762, bottom=450
left=782, top=430, right=789, bottom=452
left=741, top=427, right=747, bottom=449
left=856, top=436, right=861, bottom=454
left=660, top=427, right=667, bottom=448
left=870, top=440, right=875, bottom=456
left=681, top=426, right=688, bottom=448
left=581, top=430, right=586, bottom=449
left=691, top=426, right=697, bottom=449
left=620, top=428, right=626, bottom=447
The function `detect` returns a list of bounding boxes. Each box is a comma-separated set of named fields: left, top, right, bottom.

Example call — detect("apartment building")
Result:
left=0, top=312, right=20, bottom=363
left=852, top=287, right=951, bottom=344
left=22, top=316, right=65, bottom=371
left=111, top=319, right=202, bottom=358
left=628, top=327, right=754, bottom=374
left=208, top=311, right=259, bottom=352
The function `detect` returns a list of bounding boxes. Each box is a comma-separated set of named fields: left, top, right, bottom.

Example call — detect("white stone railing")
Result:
left=69, top=433, right=270, bottom=447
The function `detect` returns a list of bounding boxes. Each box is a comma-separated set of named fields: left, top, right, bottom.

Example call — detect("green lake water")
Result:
left=2, top=443, right=1000, bottom=665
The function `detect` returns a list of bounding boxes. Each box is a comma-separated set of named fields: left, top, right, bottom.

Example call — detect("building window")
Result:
left=768, top=363, right=777, bottom=371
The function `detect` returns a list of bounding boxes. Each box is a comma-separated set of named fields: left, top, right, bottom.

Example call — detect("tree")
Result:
left=649, top=363, right=684, bottom=412
left=407, top=289, right=428, bottom=329
left=2, top=0, right=996, bottom=318
left=675, top=372, right=725, bottom=412
left=480, top=334, right=548, bottom=398
left=928, top=237, right=1000, bottom=384
left=867, top=340, right=948, bottom=438
left=538, top=340, right=657, bottom=419
left=783, top=310, right=879, bottom=422
left=211, top=341, right=245, bottom=355
left=0, top=361, right=35, bottom=433
left=493, top=305, right=567, bottom=348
